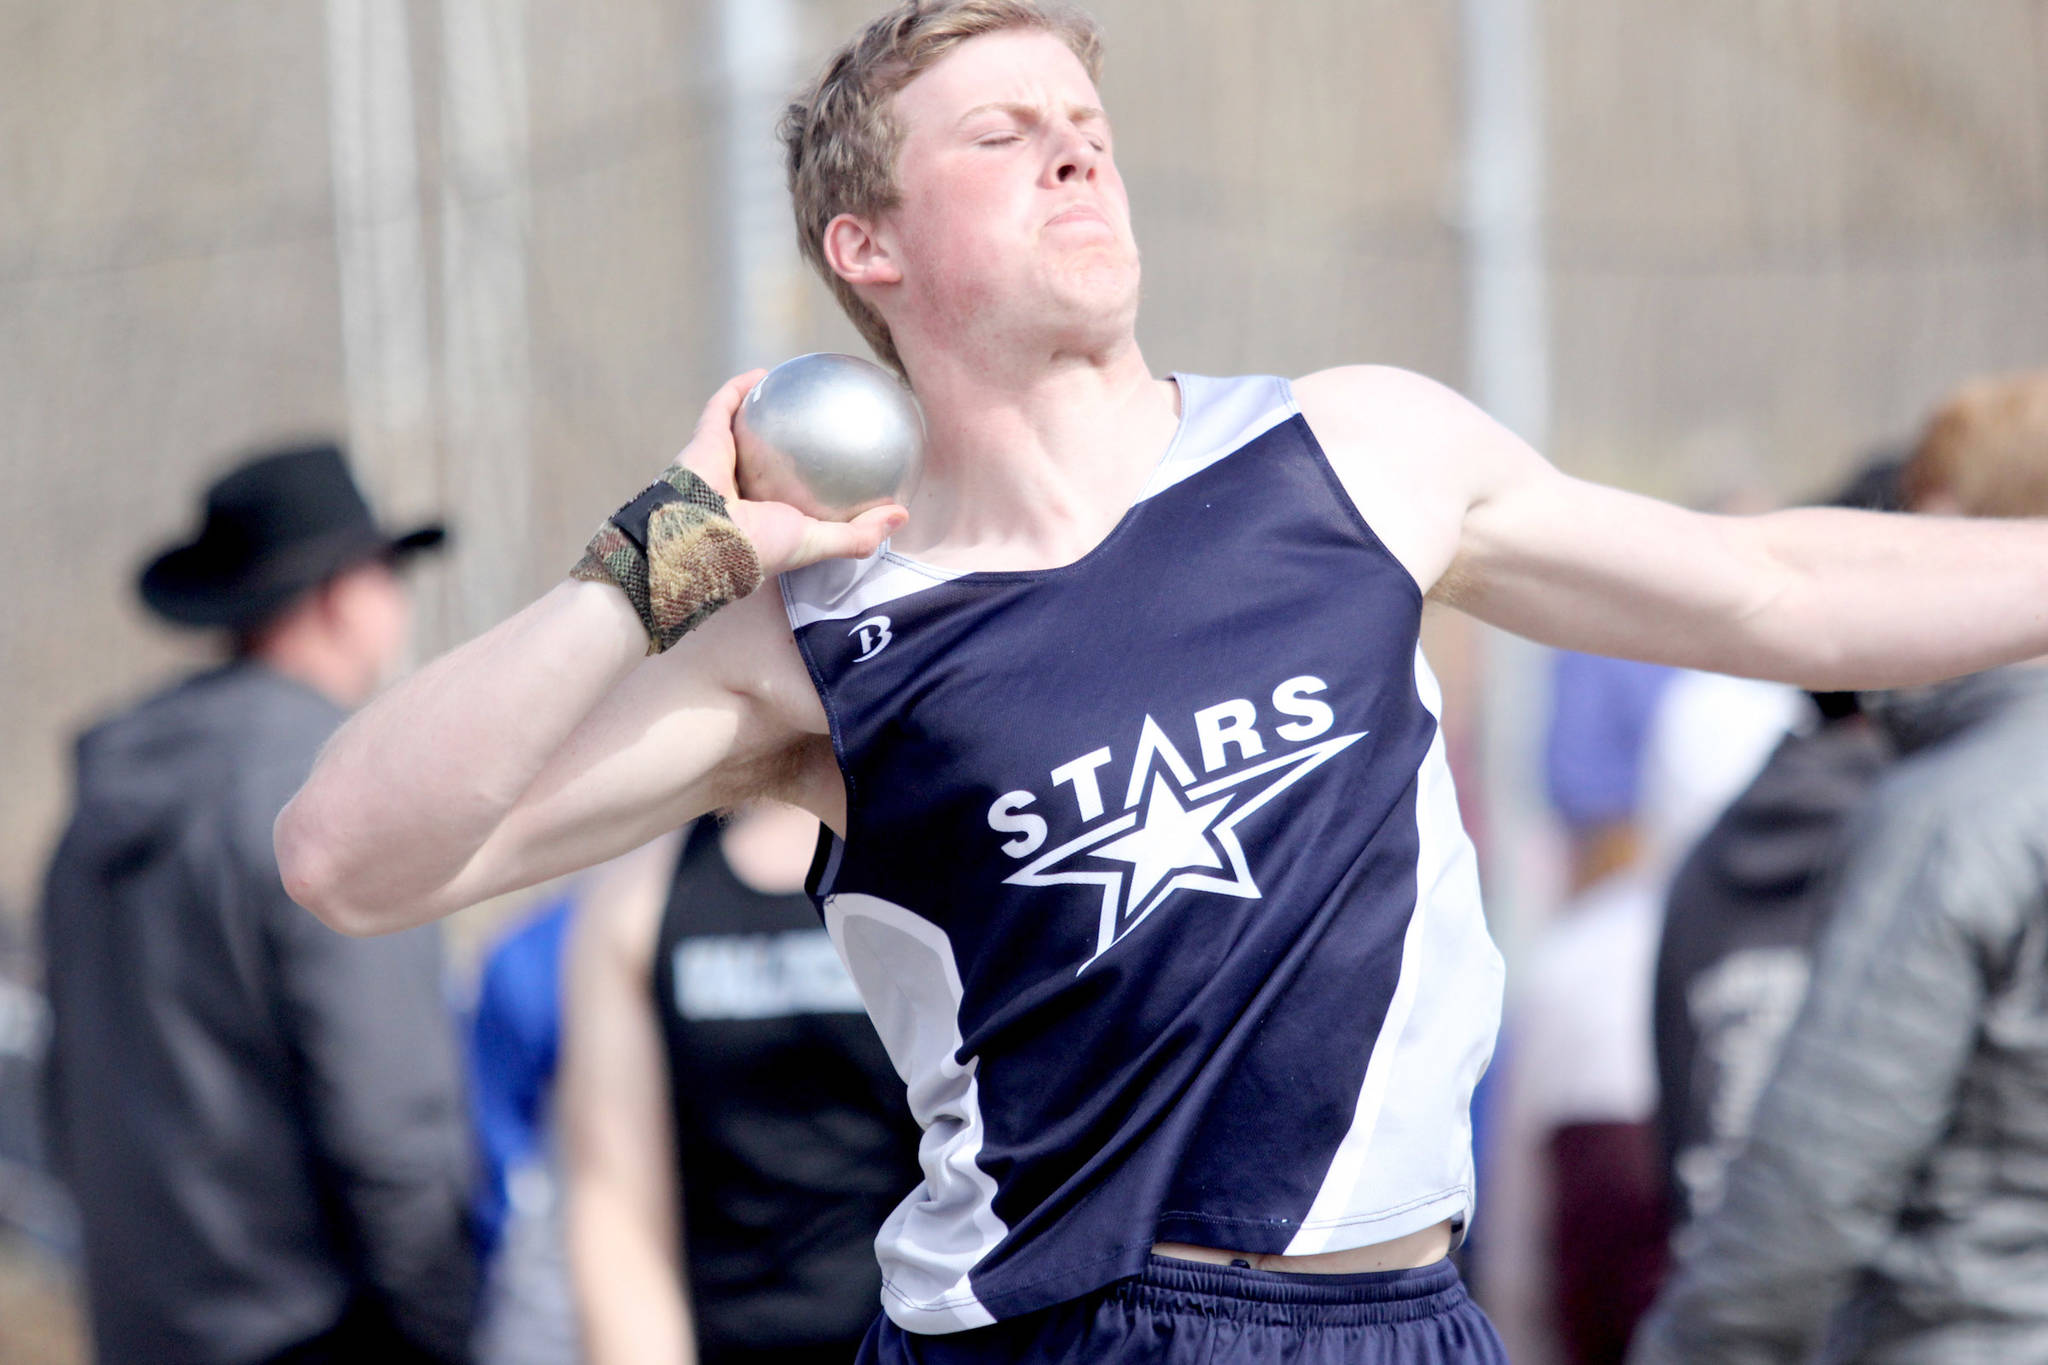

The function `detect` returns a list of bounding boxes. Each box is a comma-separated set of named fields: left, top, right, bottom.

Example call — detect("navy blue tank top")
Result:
left=780, top=373, right=1503, bottom=1332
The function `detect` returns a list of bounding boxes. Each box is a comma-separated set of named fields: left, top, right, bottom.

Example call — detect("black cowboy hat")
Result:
left=139, top=441, right=446, bottom=630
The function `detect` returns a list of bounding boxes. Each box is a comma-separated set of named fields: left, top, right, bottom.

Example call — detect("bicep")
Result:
left=1442, top=465, right=1789, bottom=673
left=450, top=595, right=809, bottom=907
left=1300, top=364, right=1809, bottom=677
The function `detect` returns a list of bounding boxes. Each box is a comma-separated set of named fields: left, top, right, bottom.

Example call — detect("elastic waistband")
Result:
left=1110, top=1255, right=1468, bottom=1326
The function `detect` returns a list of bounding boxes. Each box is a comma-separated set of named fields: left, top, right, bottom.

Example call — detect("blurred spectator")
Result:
left=467, top=897, right=580, bottom=1365
left=1651, top=694, right=1889, bottom=1243
left=561, top=805, right=923, bottom=1365
left=1632, top=371, right=2048, bottom=1362
left=469, top=896, right=573, bottom=1266
left=0, top=909, right=53, bottom=1220
left=1651, top=456, right=1907, bottom=1244
left=1492, top=656, right=1801, bottom=1365
left=1545, top=653, right=1678, bottom=893
left=38, top=444, right=477, bottom=1364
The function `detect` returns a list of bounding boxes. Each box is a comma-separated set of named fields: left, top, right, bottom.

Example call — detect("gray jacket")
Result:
left=1632, top=667, right=2048, bottom=1364
left=40, top=663, right=477, bottom=1364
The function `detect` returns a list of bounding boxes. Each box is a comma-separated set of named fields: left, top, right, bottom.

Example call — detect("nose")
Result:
left=1050, top=124, right=1101, bottom=185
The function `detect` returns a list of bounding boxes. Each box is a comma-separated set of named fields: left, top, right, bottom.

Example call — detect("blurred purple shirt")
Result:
left=1545, top=651, right=1677, bottom=830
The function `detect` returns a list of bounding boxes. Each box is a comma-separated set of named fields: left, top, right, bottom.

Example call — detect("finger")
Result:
left=696, top=369, right=768, bottom=437
left=676, top=371, right=770, bottom=491
left=847, top=503, right=909, bottom=540
left=797, top=504, right=908, bottom=566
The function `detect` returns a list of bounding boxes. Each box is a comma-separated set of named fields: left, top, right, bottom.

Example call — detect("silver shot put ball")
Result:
left=733, top=352, right=925, bottom=521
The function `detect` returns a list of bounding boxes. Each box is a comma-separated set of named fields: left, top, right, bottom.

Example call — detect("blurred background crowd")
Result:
left=4, top=1, right=2047, bottom=1361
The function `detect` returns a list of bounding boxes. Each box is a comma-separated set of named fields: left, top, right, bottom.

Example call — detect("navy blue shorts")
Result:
left=856, top=1256, right=1509, bottom=1364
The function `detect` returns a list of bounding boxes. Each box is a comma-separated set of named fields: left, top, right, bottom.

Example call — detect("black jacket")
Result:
left=1652, top=716, right=1891, bottom=1232
left=40, top=663, right=477, bottom=1365
left=1635, top=669, right=2048, bottom=1363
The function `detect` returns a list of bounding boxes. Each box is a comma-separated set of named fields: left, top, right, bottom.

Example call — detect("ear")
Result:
left=1910, top=487, right=1962, bottom=516
left=308, top=572, right=354, bottom=632
left=823, top=212, right=903, bottom=289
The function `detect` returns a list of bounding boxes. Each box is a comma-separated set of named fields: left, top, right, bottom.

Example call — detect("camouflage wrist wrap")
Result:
left=570, top=466, right=763, bottom=654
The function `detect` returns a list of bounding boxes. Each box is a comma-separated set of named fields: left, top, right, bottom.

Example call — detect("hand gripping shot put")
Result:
left=277, top=3, right=2048, bottom=1363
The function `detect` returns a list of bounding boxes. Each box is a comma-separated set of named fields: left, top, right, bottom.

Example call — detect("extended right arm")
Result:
left=276, top=374, right=904, bottom=935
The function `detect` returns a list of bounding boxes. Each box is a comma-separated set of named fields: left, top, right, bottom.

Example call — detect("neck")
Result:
left=893, top=331, right=1178, bottom=566
left=246, top=621, right=367, bottom=709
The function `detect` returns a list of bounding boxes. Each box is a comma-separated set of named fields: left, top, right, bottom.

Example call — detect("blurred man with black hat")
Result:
left=39, top=442, right=479, bottom=1365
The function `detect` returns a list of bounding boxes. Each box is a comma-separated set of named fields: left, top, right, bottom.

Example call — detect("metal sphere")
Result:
left=733, top=352, right=926, bottom=522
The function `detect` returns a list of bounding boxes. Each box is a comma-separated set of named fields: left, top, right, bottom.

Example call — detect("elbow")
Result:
left=274, top=796, right=392, bottom=938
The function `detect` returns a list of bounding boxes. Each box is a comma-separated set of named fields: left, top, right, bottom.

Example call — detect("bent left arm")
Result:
left=1300, top=365, right=2048, bottom=689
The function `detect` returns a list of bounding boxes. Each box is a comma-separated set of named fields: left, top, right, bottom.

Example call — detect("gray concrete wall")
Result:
left=3, top=0, right=2045, bottom=913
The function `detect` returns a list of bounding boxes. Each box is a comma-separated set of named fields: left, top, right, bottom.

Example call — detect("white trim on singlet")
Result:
left=1281, top=647, right=1502, bottom=1254
left=779, top=373, right=1298, bottom=632
left=1138, top=371, right=1295, bottom=501
left=780, top=552, right=965, bottom=632
left=822, top=892, right=1006, bottom=1332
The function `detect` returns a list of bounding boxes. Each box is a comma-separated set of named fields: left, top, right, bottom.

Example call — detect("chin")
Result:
left=1046, top=258, right=1139, bottom=332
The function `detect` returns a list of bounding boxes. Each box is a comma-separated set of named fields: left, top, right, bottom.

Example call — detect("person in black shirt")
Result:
left=561, top=803, right=920, bottom=1364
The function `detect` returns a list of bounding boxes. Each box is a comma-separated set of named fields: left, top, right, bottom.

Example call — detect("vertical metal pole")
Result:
left=324, top=0, right=436, bottom=530
left=1463, top=0, right=1551, bottom=449
left=719, top=0, right=804, bottom=373
left=1461, top=0, right=1553, bottom=955
left=441, top=0, right=534, bottom=639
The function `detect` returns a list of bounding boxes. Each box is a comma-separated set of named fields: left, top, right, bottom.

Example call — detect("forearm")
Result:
left=568, top=1187, right=694, bottom=1365
left=1745, top=508, right=2048, bottom=689
left=277, top=579, right=647, bottom=933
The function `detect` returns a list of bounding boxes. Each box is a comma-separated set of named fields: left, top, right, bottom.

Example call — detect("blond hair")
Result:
left=1903, top=370, right=2048, bottom=519
left=779, top=0, right=1103, bottom=374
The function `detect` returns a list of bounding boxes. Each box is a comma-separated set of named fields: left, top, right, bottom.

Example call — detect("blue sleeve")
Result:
left=465, top=898, right=575, bottom=1259
left=1545, top=651, right=1676, bottom=829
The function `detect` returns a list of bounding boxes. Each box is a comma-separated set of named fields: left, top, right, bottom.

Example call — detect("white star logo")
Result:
left=1005, top=716, right=1367, bottom=970
left=1095, top=775, right=1233, bottom=908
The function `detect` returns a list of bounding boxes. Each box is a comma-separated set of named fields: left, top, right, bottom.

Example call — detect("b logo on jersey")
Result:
left=849, top=615, right=893, bottom=662
left=985, top=675, right=1365, bottom=970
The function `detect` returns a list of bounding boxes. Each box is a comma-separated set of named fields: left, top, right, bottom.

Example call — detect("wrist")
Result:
left=570, top=466, right=764, bottom=654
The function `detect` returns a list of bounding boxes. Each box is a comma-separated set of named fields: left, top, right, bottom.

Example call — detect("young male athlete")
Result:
left=279, top=2, right=2048, bottom=1358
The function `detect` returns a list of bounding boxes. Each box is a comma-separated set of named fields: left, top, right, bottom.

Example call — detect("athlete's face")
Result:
left=878, top=30, right=1140, bottom=357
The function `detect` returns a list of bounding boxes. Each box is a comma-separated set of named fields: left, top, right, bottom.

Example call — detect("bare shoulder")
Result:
left=1289, top=364, right=1516, bottom=596
left=1292, top=363, right=1483, bottom=444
